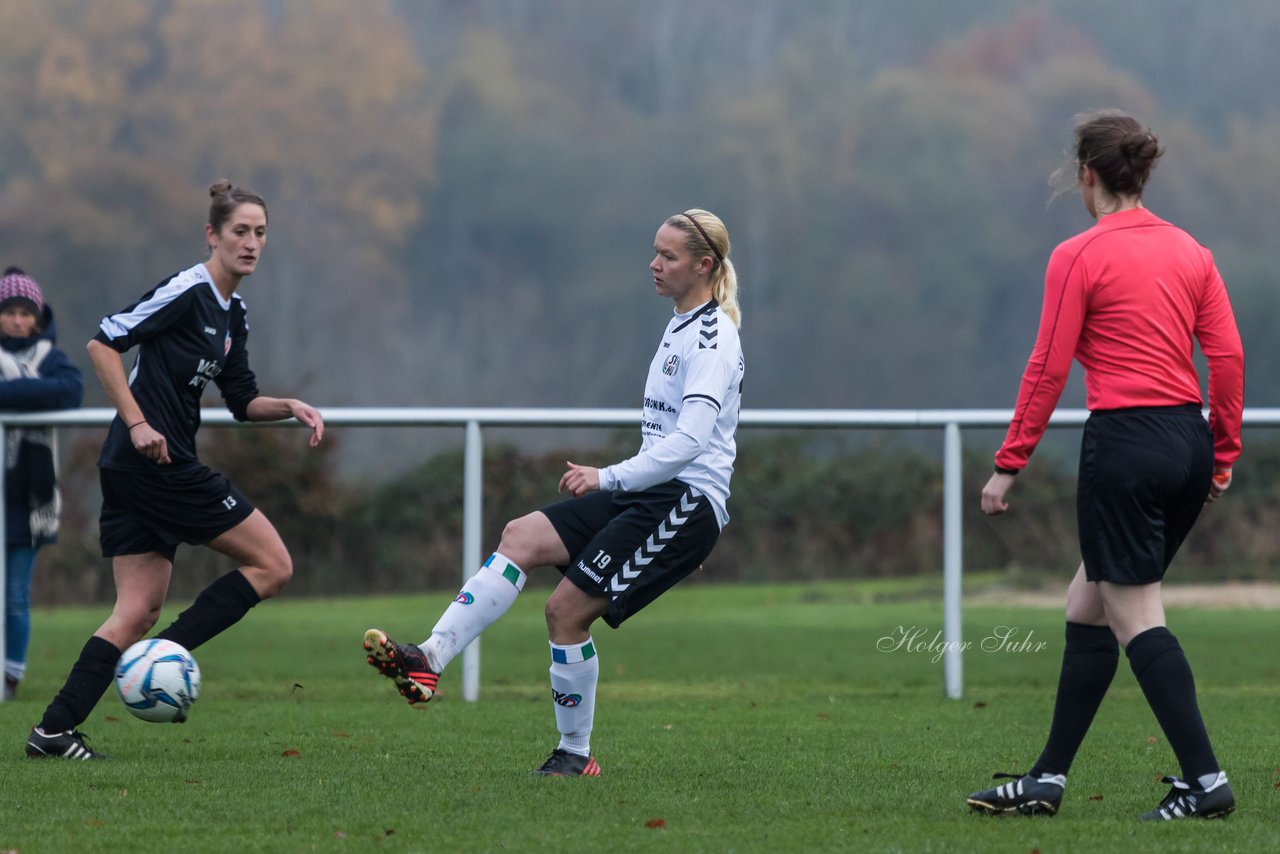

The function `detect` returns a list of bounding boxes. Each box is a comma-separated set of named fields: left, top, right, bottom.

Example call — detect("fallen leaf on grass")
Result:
left=282, top=749, right=301, bottom=758
left=104, top=715, right=120, bottom=722
left=84, top=819, right=105, bottom=828
left=645, top=818, right=667, bottom=829
left=332, top=732, right=350, bottom=738
left=1089, top=794, right=1104, bottom=801
left=972, top=701, right=987, bottom=709
left=1145, top=736, right=1158, bottom=745
left=334, top=831, right=347, bottom=839
left=185, top=780, right=202, bottom=785
left=816, top=712, right=829, bottom=720
left=663, top=724, right=673, bottom=731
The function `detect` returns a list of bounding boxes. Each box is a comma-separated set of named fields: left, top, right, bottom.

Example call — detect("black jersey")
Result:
left=94, top=263, right=259, bottom=471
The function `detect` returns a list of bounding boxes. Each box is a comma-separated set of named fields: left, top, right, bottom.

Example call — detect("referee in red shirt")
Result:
left=967, top=111, right=1243, bottom=821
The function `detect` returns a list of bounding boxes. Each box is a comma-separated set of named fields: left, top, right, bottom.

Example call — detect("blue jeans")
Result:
left=4, top=545, right=39, bottom=680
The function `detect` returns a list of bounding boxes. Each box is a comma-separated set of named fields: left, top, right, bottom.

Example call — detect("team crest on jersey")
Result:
left=224, top=330, right=232, bottom=355
left=663, top=354, right=680, bottom=376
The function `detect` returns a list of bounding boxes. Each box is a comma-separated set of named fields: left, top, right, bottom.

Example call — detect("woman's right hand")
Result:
left=130, top=421, right=171, bottom=464
left=1207, top=467, right=1232, bottom=503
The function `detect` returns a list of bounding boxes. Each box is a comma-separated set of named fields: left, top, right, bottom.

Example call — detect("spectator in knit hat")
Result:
left=0, top=266, right=84, bottom=702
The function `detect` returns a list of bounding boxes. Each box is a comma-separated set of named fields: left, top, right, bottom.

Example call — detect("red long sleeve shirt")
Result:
left=996, top=207, right=1244, bottom=472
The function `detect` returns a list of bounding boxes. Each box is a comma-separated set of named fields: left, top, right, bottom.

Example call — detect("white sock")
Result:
left=1197, top=771, right=1227, bottom=790
left=421, top=553, right=526, bottom=672
left=4, top=659, right=25, bottom=682
left=549, top=638, right=599, bottom=756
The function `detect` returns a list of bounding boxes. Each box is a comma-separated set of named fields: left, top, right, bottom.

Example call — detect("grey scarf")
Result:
left=0, top=340, right=61, bottom=544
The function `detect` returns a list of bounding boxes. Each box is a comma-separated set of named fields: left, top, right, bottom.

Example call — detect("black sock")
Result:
left=39, top=636, right=122, bottom=734
left=1029, top=622, right=1119, bottom=777
left=156, top=570, right=262, bottom=651
left=1126, top=626, right=1219, bottom=782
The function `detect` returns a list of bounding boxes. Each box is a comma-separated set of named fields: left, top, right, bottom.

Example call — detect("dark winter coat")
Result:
left=0, top=305, right=83, bottom=547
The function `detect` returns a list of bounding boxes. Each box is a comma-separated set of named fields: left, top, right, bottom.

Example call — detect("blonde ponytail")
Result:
left=712, top=257, right=741, bottom=329
left=666, top=208, right=741, bottom=328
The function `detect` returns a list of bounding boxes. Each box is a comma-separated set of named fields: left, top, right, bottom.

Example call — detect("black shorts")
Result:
left=1077, top=405, right=1213, bottom=585
left=541, top=479, right=720, bottom=629
left=99, top=463, right=255, bottom=561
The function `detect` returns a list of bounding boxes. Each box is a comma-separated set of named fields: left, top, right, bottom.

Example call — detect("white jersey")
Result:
left=598, top=300, right=744, bottom=527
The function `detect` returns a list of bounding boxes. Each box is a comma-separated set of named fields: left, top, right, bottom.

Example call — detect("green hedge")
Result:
left=33, top=430, right=1279, bottom=605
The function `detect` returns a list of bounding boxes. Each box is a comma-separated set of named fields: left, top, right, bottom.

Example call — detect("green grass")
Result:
left=1, top=579, right=1276, bottom=853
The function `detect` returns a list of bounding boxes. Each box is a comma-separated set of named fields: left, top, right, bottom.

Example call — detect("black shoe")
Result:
left=25, top=727, right=107, bottom=760
left=3, top=676, right=15, bottom=701
left=1140, top=772, right=1235, bottom=821
left=363, top=628, right=439, bottom=705
left=967, top=771, right=1065, bottom=815
left=532, top=748, right=601, bottom=777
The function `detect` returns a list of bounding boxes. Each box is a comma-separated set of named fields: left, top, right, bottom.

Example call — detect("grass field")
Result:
left=1, top=577, right=1276, bottom=853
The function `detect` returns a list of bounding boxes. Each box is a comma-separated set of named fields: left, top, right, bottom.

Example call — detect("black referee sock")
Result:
left=157, top=570, right=262, bottom=652
left=1126, top=626, right=1220, bottom=782
left=38, top=636, right=122, bottom=734
left=1029, top=622, right=1119, bottom=777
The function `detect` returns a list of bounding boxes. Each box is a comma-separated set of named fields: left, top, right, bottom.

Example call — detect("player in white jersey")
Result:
left=364, top=209, right=744, bottom=776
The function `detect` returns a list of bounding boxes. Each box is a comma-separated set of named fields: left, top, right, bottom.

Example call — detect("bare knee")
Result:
left=135, top=608, right=161, bottom=637
left=246, top=548, right=293, bottom=599
left=1064, top=598, right=1106, bottom=625
left=105, top=602, right=163, bottom=647
left=543, top=585, right=607, bottom=643
left=498, top=513, right=564, bottom=569
left=544, top=595, right=586, bottom=639
left=1064, top=563, right=1106, bottom=625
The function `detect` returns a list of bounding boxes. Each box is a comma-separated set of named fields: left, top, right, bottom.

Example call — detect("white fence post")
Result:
left=460, top=420, right=484, bottom=702
left=942, top=421, right=963, bottom=699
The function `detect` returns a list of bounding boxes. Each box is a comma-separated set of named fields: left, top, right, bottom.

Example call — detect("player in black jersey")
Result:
left=25, top=180, right=324, bottom=760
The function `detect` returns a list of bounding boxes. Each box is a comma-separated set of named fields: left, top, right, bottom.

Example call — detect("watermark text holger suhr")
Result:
left=877, top=625, right=1048, bottom=663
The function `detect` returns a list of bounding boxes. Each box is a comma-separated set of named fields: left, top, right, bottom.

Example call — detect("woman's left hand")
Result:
left=558, top=461, right=600, bottom=497
left=288, top=399, right=324, bottom=447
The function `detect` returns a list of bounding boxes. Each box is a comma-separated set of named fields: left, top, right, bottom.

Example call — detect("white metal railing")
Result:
left=5, top=406, right=1276, bottom=704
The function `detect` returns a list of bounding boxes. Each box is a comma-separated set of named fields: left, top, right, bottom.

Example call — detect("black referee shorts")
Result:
left=541, top=479, right=720, bottom=629
left=99, top=463, right=256, bottom=562
left=1077, top=404, right=1214, bottom=585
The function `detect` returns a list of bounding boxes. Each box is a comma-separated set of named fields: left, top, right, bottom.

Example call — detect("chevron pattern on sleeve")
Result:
left=698, top=311, right=718, bottom=349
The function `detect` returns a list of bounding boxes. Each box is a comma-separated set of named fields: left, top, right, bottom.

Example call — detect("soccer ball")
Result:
left=115, top=639, right=201, bottom=723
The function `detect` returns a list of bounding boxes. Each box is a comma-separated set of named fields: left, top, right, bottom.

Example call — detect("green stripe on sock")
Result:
left=502, top=564, right=521, bottom=587
left=581, top=641, right=596, bottom=661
